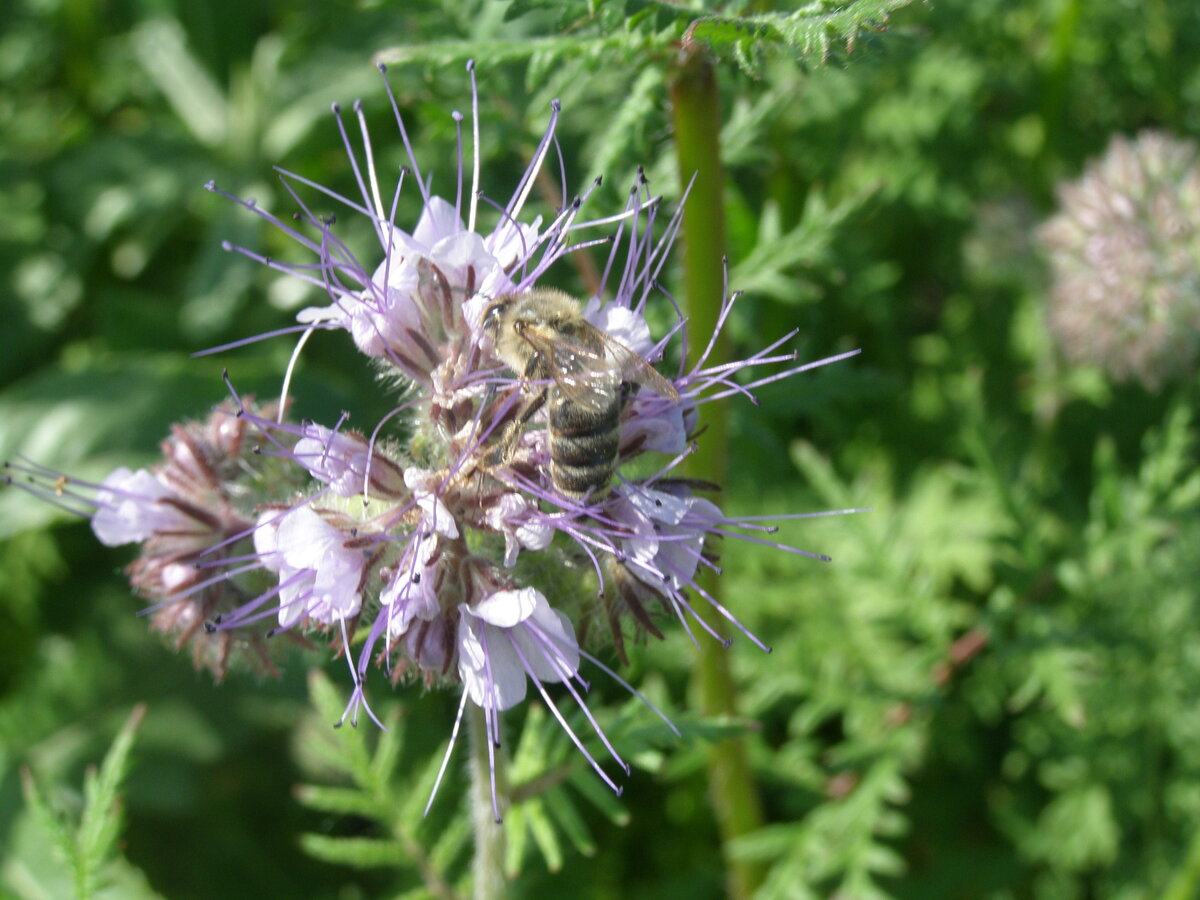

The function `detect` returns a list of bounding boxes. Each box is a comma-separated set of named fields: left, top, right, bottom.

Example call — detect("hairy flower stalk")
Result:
left=5, top=61, right=859, bottom=844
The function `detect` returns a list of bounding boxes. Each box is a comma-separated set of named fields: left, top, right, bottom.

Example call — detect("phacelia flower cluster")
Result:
left=1039, top=130, right=1200, bottom=388
left=6, top=62, right=857, bottom=817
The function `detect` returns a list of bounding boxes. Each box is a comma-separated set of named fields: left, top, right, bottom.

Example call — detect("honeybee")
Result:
left=482, top=289, right=680, bottom=500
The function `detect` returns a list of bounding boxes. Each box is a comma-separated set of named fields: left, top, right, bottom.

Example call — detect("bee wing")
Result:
left=594, top=328, right=681, bottom=403
left=513, top=325, right=619, bottom=413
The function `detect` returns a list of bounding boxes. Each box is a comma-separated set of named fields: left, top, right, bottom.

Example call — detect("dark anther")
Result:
left=331, top=102, right=341, bottom=114
left=412, top=573, right=421, bottom=584
left=204, top=622, right=217, bottom=633
left=551, top=98, right=561, bottom=112
left=349, top=527, right=358, bottom=537
left=465, top=59, right=475, bottom=73
left=376, top=61, right=388, bottom=73
left=723, top=638, right=734, bottom=649
left=213, top=614, right=224, bottom=624
left=353, top=99, right=363, bottom=113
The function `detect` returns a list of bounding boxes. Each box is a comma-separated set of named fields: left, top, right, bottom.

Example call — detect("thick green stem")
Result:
left=469, top=704, right=507, bottom=900
left=669, top=38, right=767, bottom=900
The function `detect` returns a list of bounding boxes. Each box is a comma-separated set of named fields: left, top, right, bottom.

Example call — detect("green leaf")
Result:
left=10, top=707, right=155, bottom=900
left=297, top=835, right=407, bottom=869
left=293, top=784, right=388, bottom=819
left=566, top=769, right=630, bottom=826
left=131, top=19, right=229, bottom=149
left=542, top=785, right=596, bottom=856
left=525, top=797, right=564, bottom=872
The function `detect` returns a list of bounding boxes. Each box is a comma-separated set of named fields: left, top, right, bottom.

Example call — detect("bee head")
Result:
left=482, top=296, right=515, bottom=342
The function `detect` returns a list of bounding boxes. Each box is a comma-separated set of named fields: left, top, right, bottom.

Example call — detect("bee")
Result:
left=482, top=289, right=680, bottom=500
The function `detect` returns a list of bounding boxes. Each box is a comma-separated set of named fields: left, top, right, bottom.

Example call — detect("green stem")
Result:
left=669, top=38, right=767, bottom=900
left=1160, top=818, right=1200, bottom=900
left=469, top=704, right=507, bottom=900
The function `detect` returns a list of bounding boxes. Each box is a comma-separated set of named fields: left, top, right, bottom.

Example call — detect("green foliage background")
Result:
left=3, top=0, right=1200, bottom=897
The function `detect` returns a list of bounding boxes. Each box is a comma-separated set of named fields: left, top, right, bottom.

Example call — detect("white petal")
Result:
left=252, top=511, right=282, bottom=567
left=585, top=302, right=653, bottom=358
left=457, top=616, right=527, bottom=710
left=91, top=467, right=180, bottom=546
left=513, top=607, right=579, bottom=684
left=412, top=197, right=463, bottom=248
left=470, top=587, right=540, bottom=628
left=276, top=507, right=344, bottom=570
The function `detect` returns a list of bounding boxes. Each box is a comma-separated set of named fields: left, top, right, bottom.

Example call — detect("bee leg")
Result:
left=482, top=385, right=547, bottom=467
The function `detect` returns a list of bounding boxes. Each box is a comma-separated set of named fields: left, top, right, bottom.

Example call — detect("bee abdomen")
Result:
left=548, top=395, right=620, bottom=498
left=550, top=458, right=614, bottom=499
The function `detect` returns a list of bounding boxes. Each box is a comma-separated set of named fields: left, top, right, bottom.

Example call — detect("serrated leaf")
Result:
left=428, top=814, right=471, bottom=873
left=18, top=767, right=74, bottom=864
left=503, top=802, right=528, bottom=878
left=566, top=768, right=630, bottom=826
left=298, top=835, right=407, bottom=868
left=542, top=786, right=595, bottom=856
left=401, top=729, right=461, bottom=823
left=370, top=708, right=405, bottom=785
left=132, top=19, right=229, bottom=148
left=525, top=798, right=563, bottom=872
left=304, top=669, right=375, bottom=782
left=294, top=784, right=388, bottom=819
left=77, top=706, right=145, bottom=862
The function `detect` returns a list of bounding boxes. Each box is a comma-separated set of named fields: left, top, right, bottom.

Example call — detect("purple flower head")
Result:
left=294, top=421, right=406, bottom=499
left=3, top=401, right=298, bottom=679
left=254, top=506, right=370, bottom=629
left=6, top=61, right=861, bottom=813
left=91, top=466, right=207, bottom=548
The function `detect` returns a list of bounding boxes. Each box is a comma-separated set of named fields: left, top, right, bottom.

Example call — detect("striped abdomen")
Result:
left=547, top=388, right=621, bottom=500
